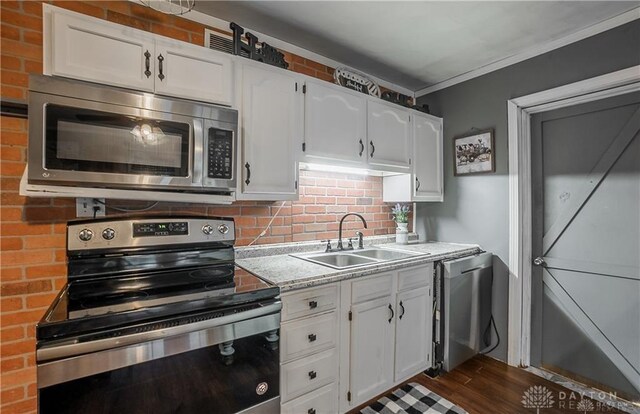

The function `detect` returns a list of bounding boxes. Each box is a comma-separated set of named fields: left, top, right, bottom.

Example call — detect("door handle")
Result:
left=359, top=139, right=364, bottom=157
left=308, top=333, right=316, bottom=342
left=388, top=304, right=394, bottom=323
left=308, top=370, right=317, bottom=380
left=244, top=162, right=251, bottom=186
left=415, top=176, right=421, bottom=191
left=308, top=300, right=318, bottom=309
left=370, top=141, right=375, bottom=158
left=157, top=54, right=165, bottom=81
left=399, top=301, right=405, bottom=320
left=144, top=50, right=151, bottom=78
left=533, top=257, right=546, bottom=267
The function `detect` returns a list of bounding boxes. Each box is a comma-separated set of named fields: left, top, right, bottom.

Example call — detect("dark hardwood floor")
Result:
left=349, top=355, right=628, bottom=413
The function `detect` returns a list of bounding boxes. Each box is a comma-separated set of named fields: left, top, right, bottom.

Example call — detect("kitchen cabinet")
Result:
left=280, top=284, right=340, bottom=411
left=366, top=100, right=412, bottom=170
left=236, top=62, right=302, bottom=200
left=340, top=264, right=433, bottom=411
left=383, top=112, right=444, bottom=202
left=45, top=5, right=233, bottom=105
left=153, top=38, right=232, bottom=104
left=303, top=80, right=368, bottom=166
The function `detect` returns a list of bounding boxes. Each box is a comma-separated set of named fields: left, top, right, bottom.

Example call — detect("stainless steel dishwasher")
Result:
left=442, top=252, right=493, bottom=372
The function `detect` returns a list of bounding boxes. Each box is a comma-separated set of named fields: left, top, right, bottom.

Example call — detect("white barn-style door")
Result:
left=529, top=92, right=640, bottom=401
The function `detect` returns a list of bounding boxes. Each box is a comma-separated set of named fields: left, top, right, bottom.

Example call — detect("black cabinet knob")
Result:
left=308, top=300, right=318, bottom=309
left=308, top=333, right=317, bottom=342
left=308, top=370, right=317, bottom=380
left=308, top=409, right=316, bottom=414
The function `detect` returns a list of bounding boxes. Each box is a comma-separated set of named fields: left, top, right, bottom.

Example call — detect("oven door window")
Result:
left=45, top=105, right=190, bottom=177
left=39, top=331, right=279, bottom=414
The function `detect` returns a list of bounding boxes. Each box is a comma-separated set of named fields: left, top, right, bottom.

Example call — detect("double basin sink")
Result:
left=291, top=246, right=429, bottom=270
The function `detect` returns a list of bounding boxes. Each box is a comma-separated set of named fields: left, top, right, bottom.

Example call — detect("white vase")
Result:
left=395, top=222, right=409, bottom=244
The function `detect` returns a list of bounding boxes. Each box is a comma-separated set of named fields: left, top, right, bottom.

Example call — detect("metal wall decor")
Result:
left=333, top=67, right=380, bottom=98
left=230, top=23, right=288, bottom=69
left=140, top=0, right=195, bottom=16
left=381, top=91, right=430, bottom=114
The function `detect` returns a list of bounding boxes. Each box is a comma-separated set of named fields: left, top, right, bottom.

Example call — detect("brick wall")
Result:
left=0, top=2, right=406, bottom=412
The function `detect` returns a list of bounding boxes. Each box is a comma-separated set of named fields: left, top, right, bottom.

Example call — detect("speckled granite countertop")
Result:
left=235, top=240, right=482, bottom=291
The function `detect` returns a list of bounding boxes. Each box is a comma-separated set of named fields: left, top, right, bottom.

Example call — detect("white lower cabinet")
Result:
left=279, top=265, right=433, bottom=414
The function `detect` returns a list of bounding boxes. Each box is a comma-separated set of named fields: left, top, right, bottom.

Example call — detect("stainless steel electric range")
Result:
left=36, top=216, right=281, bottom=414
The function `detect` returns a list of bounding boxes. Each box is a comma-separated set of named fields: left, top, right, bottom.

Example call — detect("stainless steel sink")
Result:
left=301, top=253, right=378, bottom=269
left=291, top=247, right=427, bottom=270
left=350, top=248, right=417, bottom=261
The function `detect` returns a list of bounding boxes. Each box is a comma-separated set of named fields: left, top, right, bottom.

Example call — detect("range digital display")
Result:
left=133, top=222, right=188, bottom=237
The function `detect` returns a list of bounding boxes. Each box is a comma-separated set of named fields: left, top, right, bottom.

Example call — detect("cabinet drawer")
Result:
left=281, top=382, right=338, bottom=414
left=398, top=263, right=432, bottom=292
left=282, top=284, right=338, bottom=322
left=281, top=348, right=337, bottom=403
left=281, top=311, right=337, bottom=361
left=351, top=272, right=394, bottom=303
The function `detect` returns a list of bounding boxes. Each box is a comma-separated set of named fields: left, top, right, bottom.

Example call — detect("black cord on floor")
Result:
left=480, top=270, right=500, bottom=355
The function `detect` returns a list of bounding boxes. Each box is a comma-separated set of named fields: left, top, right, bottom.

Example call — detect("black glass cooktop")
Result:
left=37, top=265, right=278, bottom=342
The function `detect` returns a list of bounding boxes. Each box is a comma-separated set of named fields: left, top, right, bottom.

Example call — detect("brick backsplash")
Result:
left=0, top=2, right=408, bottom=411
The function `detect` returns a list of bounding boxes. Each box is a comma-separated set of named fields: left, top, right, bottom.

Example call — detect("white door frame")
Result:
left=506, top=65, right=640, bottom=367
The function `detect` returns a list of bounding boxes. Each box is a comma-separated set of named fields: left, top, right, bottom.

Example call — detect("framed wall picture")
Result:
left=453, top=128, right=495, bottom=176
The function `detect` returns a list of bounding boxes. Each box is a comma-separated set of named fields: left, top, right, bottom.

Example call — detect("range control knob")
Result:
left=78, top=228, right=93, bottom=242
left=217, top=224, right=230, bottom=234
left=102, top=228, right=115, bottom=240
left=202, top=224, right=214, bottom=235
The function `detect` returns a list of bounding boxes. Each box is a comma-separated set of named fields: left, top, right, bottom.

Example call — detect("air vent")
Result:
left=205, top=28, right=249, bottom=58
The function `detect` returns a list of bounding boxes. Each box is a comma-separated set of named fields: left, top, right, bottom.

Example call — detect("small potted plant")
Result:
left=391, top=203, right=410, bottom=244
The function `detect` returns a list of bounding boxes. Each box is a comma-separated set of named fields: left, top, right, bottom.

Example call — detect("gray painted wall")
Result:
left=415, top=20, right=640, bottom=361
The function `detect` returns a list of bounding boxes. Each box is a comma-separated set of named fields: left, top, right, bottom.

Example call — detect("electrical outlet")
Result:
left=76, top=198, right=105, bottom=218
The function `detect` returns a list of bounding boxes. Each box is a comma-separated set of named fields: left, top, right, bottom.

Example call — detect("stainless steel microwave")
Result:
left=28, top=75, right=237, bottom=194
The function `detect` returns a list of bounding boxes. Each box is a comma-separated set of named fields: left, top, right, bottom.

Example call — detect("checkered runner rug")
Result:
left=360, top=382, right=468, bottom=414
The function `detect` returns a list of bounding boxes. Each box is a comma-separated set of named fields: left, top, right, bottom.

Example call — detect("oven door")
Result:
left=28, top=92, right=203, bottom=191
left=37, top=302, right=281, bottom=414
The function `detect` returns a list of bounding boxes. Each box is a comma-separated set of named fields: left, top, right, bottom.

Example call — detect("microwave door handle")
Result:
left=192, top=120, right=204, bottom=186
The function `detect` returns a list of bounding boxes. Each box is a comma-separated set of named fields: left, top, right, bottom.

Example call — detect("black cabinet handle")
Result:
left=308, top=370, right=317, bottom=380
left=370, top=141, right=375, bottom=157
left=157, top=54, right=165, bottom=81
left=388, top=304, right=394, bottom=323
left=359, top=139, right=364, bottom=157
left=308, top=409, right=316, bottom=414
left=308, top=300, right=318, bottom=309
left=144, top=50, right=151, bottom=78
left=399, top=301, right=405, bottom=320
left=415, top=176, right=421, bottom=191
left=244, top=162, right=251, bottom=186
left=308, top=333, right=317, bottom=342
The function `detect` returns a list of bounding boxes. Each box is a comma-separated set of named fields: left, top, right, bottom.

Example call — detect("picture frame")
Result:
left=453, top=128, right=495, bottom=176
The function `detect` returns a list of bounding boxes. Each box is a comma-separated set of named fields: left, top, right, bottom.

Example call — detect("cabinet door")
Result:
left=154, top=39, right=233, bottom=105
left=367, top=100, right=411, bottom=170
left=349, top=296, right=395, bottom=405
left=395, top=286, right=431, bottom=381
left=238, top=64, right=301, bottom=200
left=50, top=11, right=155, bottom=91
left=413, top=114, right=443, bottom=201
left=303, top=81, right=367, bottom=166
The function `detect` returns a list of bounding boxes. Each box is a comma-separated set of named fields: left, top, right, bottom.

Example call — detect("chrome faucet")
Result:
left=337, top=213, right=368, bottom=250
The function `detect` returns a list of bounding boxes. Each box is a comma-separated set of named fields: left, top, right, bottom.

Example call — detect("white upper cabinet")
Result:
left=237, top=63, right=302, bottom=200
left=303, top=80, right=367, bottom=166
left=46, top=5, right=233, bottom=105
left=154, top=38, right=232, bottom=105
left=49, top=10, right=156, bottom=92
left=382, top=112, right=444, bottom=202
left=413, top=113, right=444, bottom=201
left=366, top=100, right=412, bottom=170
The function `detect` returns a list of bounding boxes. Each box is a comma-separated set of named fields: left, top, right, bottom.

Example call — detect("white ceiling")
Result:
left=194, top=1, right=638, bottom=92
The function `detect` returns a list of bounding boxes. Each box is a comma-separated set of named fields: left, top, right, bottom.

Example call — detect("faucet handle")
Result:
left=347, top=238, right=354, bottom=249
left=321, top=239, right=332, bottom=252
left=355, top=231, right=364, bottom=249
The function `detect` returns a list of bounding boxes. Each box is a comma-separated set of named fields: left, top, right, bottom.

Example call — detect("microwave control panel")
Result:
left=207, top=128, right=233, bottom=180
